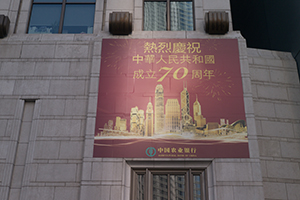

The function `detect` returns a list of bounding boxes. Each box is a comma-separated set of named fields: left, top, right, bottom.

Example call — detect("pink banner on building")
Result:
left=93, top=39, right=249, bottom=158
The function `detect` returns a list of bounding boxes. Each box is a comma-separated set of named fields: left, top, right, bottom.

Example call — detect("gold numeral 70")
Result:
left=157, top=67, right=188, bottom=82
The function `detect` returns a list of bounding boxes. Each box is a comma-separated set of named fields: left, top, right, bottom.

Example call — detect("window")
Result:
left=129, top=160, right=210, bottom=200
left=28, top=0, right=95, bottom=34
left=143, top=0, right=194, bottom=31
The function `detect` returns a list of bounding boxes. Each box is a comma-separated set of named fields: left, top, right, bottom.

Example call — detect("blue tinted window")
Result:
left=28, top=0, right=95, bottom=34
left=28, top=4, right=61, bottom=33
left=62, top=4, right=95, bottom=33
left=33, top=0, right=62, bottom=2
left=66, top=0, right=95, bottom=2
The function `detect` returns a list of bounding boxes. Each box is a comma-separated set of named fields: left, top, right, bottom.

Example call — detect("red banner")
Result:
left=93, top=39, right=249, bottom=158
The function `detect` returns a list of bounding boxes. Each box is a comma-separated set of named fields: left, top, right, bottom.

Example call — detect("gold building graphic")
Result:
left=130, top=106, right=145, bottom=135
left=145, top=98, right=154, bottom=136
left=180, top=83, right=193, bottom=129
left=193, top=95, right=206, bottom=128
left=104, top=120, right=114, bottom=130
left=155, top=84, right=165, bottom=133
left=115, top=116, right=127, bottom=131
left=165, top=99, right=181, bottom=132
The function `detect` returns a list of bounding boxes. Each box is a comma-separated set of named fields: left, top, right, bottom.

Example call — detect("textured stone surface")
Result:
left=263, top=182, right=287, bottom=199
left=249, top=48, right=300, bottom=200
left=14, top=80, right=50, bottom=95
left=43, top=120, right=82, bottom=137
left=261, top=120, right=294, bottom=138
left=266, top=160, right=300, bottom=180
left=203, top=0, right=230, bottom=10
left=54, top=187, right=79, bottom=200
left=0, top=80, right=15, bottom=95
left=33, top=141, right=60, bottom=159
left=215, top=162, right=254, bottom=182
left=22, top=187, right=55, bottom=200
left=36, top=164, right=77, bottom=182
left=286, top=183, right=300, bottom=200
left=0, top=99, right=17, bottom=115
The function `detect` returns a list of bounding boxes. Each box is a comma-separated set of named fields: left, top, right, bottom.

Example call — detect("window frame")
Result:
left=143, top=0, right=195, bottom=31
left=129, top=160, right=209, bottom=200
left=27, top=0, right=95, bottom=34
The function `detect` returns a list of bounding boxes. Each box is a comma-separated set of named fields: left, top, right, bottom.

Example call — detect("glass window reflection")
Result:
left=144, top=2, right=167, bottom=31
left=144, top=0, right=194, bottom=31
left=137, top=175, right=145, bottom=200
left=28, top=4, right=61, bottom=34
left=66, top=0, right=95, bottom=2
left=170, top=175, right=185, bottom=200
left=193, top=175, right=201, bottom=200
left=62, top=4, right=95, bottom=34
left=152, top=174, right=185, bottom=200
left=133, top=169, right=207, bottom=200
left=170, top=1, right=194, bottom=31
left=28, top=0, right=95, bottom=34
left=153, top=175, right=168, bottom=200
left=33, top=0, right=62, bottom=2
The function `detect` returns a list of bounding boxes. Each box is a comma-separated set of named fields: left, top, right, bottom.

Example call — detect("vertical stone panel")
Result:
left=249, top=49, right=300, bottom=200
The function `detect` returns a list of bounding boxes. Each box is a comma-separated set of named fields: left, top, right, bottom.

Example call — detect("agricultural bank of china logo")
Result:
left=145, top=147, right=156, bottom=157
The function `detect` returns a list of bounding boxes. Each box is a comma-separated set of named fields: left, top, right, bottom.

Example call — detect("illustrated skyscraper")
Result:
left=180, top=83, right=193, bottom=129
left=165, top=99, right=180, bottom=132
left=138, top=110, right=145, bottom=135
left=145, top=98, right=154, bottom=136
left=130, top=106, right=145, bottom=135
left=114, top=116, right=127, bottom=131
left=155, top=84, right=165, bottom=133
left=193, top=95, right=206, bottom=128
left=130, top=106, right=139, bottom=133
left=115, top=116, right=120, bottom=130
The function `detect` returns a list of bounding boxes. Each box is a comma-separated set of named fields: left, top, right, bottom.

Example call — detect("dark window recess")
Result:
left=131, top=169, right=207, bottom=200
left=28, top=0, right=95, bottom=34
left=144, top=0, right=194, bottom=31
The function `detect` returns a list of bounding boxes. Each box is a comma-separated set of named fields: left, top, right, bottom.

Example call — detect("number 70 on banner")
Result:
left=133, top=67, right=215, bottom=82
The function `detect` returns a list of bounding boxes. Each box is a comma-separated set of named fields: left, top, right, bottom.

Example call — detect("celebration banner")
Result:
left=93, top=39, right=249, bottom=158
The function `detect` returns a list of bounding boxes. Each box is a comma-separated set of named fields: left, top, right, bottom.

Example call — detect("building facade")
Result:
left=0, top=0, right=300, bottom=200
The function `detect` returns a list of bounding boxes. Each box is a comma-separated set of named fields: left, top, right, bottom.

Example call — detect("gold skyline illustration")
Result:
left=97, top=84, right=247, bottom=138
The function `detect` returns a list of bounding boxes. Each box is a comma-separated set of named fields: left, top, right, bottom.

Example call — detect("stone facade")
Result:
left=0, top=0, right=299, bottom=199
left=248, top=48, right=300, bottom=200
